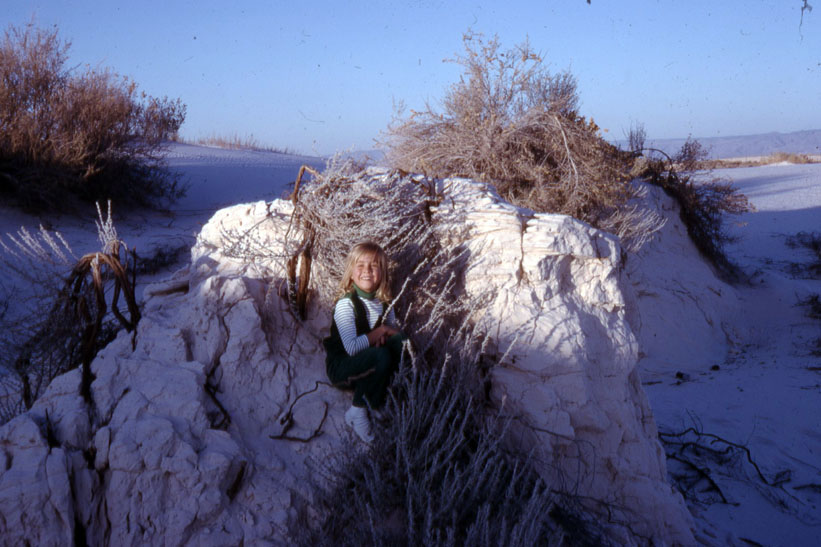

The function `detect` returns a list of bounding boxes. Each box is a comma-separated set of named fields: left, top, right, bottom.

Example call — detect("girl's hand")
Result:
left=367, top=324, right=399, bottom=347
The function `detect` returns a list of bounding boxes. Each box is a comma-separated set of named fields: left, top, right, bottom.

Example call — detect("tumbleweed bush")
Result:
left=0, top=23, right=186, bottom=211
left=383, top=32, right=663, bottom=252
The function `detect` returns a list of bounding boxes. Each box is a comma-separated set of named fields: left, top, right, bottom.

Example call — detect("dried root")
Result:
left=659, top=426, right=808, bottom=520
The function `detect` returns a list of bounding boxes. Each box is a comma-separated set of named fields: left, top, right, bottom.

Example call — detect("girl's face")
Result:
left=352, top=252, right=382, bottom=293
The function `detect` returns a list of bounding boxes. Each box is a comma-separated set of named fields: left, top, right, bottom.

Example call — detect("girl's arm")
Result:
left=334, top=300, right=370, bottom=356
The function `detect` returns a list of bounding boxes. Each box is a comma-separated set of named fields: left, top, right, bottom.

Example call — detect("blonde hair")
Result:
left=338, top=241, right=392, bottom=301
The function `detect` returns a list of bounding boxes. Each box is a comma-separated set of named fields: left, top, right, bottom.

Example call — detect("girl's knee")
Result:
left=373, top=348, right=392, bottom=373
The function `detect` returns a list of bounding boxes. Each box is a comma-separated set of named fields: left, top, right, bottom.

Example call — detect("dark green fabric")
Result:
left=353, top=284, right=376, bottom=300
left=323, top=291, right=402, bottom=408
left=329, top=334, right=404, bottom=408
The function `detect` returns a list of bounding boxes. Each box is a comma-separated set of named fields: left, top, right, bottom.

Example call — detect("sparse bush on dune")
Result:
left=786, top=231, right=821, bottom=278
left=797, top=293, right=821, bottom=321
left=0, top=22, right=186, bottom=212
left=383, top=32, right=662, bottom=252
left=177, top=132, right=295, bottom=154
left=632, top=131, right=753, bottom=279
left=768, top=151, right=816, bottom=164
left=384, top=32, right=756, bottom=267
left=704, top=151, right=820, bottom=169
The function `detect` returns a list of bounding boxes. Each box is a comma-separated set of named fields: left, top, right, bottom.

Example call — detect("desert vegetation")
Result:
left=786, top=231, right=821, bottom=356
left=629, top=130, right=753, bottom=279
left=175, top=132, right=295, bottom=154
left=291, top=360, right=603, bottom=546
left=384, top=32, right=751, bottom=271
left=786, top=231, right=821, bottom=279
left=764, top=152, right=818, bottom=164
left=0, top=203, right=140, bottom=423
left=383, top=33, right=651, bottom=248
left=0, top=21, right=181, bottom=423
left=798, top=292, right=821, bottom=356
left=704, top=152, right=821, bottom=169
left=0, top=22, right=186, bottom=212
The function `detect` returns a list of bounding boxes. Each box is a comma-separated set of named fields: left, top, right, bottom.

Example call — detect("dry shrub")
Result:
left=180, top=132, right=295, bottom=154
left=0, top=23, right=186, bottom=212
left=635, top=135, right=753, bottom=279
left=0, top=203, right=139, bottom=423
left=280, top=158, right=482, bottom=370
left=797, top=293, right=821, bottom=320
left=769, top=151, right=815, bottom=164
left=811, top=337, right=821, bottom=357
left=285, top=158, right=436, bottom=306
left=786, top=231, right=821, bottom=279
left=291, top=360, right=607, bottom=546
left=382, top=32, right=657, bottom=250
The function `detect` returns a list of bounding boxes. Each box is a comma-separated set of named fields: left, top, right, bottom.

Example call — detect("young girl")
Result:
left=323, top=241, right=405, bottom=443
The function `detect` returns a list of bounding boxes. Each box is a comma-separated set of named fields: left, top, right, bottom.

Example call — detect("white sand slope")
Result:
left=633, top=163, right=821, bottom=545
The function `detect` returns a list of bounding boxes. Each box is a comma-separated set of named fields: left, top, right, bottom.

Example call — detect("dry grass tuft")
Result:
left=0, top=203, right=139, bottom=423
left=704, top=152, right=821, bottom=169
left=0, top=23, right=186, bottom=212
left=178, top=133, right=295, bottom=154
left=786, top=231, right=821, bottom=279
left=291, top=360, right=606, bottom=546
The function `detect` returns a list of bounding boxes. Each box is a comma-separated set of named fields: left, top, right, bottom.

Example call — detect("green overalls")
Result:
left=323, top=291, right=404, bottom=409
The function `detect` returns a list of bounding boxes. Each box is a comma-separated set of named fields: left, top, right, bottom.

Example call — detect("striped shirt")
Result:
left=333, top=297, right=396, bottom=356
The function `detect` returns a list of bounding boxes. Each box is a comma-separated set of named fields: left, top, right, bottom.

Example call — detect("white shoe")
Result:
left=344, top=406, right=373, bottom=443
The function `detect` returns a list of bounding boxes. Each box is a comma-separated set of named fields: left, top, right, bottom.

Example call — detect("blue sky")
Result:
left=4, top=1, right=819, bottom=155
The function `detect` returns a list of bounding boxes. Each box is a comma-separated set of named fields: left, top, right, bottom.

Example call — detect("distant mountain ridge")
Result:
left=641, top=129, right=821, bottom=159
